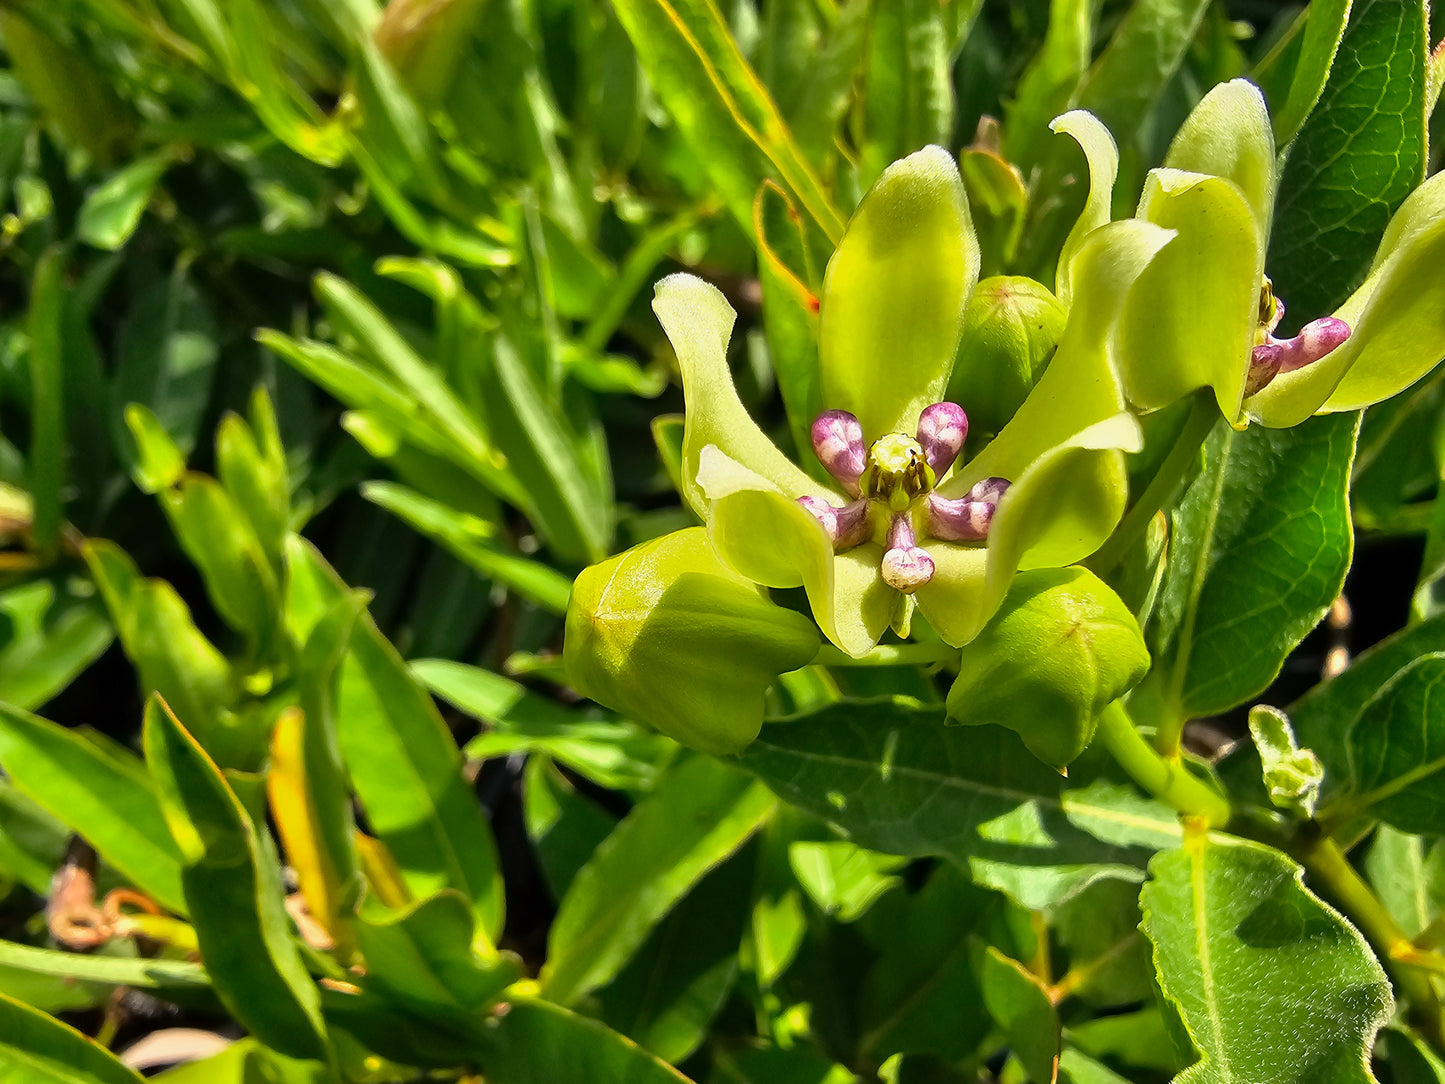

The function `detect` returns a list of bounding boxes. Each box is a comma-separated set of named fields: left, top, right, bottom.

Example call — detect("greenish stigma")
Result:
left=861, top=433, right=935, bottom=512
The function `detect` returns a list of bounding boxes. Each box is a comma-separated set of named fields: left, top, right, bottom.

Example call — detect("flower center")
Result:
left=796, top=402, right=1010, bottom=597
left=862, top=433, right=934, bottom=511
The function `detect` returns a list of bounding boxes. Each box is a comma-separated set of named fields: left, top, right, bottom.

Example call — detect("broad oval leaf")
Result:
left=1141, top=831, right=1392, bottom=1084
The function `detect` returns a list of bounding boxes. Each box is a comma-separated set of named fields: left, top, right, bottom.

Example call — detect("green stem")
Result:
left=1096, top=701, right=1231, bottom=826
left=812, top=642, right=960, bottom=668
left=1088, top=391, right=1218, bottom=576
left=1294, top=830, right=1445, bottom=1052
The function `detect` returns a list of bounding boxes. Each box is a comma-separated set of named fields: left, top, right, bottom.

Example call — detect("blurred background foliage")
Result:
left=0, top=0, right=1441, bottom=1080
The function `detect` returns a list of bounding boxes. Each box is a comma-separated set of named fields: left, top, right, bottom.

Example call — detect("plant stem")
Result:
left=1088, top=391, right=1219, bottom=576
left=1096, top=700, right=1231, bottom=826
left=812, top=642, right=960, bottom=668
left=1294, top=830, right=1445, bottom=1052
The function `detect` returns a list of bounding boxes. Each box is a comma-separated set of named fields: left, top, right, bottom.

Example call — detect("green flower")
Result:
left=650, top=146, right=1171, bottom=658
left=1058, top=78, right=1445, bottom=428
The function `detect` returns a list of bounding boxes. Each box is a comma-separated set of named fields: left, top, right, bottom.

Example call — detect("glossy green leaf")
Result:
left=1146, top=410, right=1358, bottom=719
left=596, top=846, right=752, bottom=1063
left=0, top=939, right=207, bottom=991
left=415, top=658, right=669, bottom=791
left=542, top=755, right=775, bottom=1006
left=788, top=840, right=903, bottom=923
left=818, top=145, right=977, bottom=440
left=0, top=990, right=145, bottom=1083
left=0, top=580, right=112, bottom=712
left=143, top=697, right=327, bottom=1061
left=124, top=404, right=186, bottom=494
left=285, top=538, right=504, bottom=938
left=83, top=541, right=237, bottom=761
left=1005, top=0, right=1093, bottom=171
left=152, top=1038, right=328, bottom=1084
left=76, top=151, right=172, bottom=250
left=1269, top=0, right=1429, bottom=322
left=1365, top=825, right=1445, bottom=939
left=565, top=526, right=821, bottom=751
left=608, top=0, right=844, bottom=241
left=472, top=998, right=692, bottom=1084
left=0, top=702, right=186, bottom=913
left=1141, top=831, right=1392, bottom=1084
left=1266, top=0, right=1354, bottom=144
left=522, top=756, right=618, bottom=900
left=354, top=891, right=518, bottom=1018
left=739, top=699, right=1181, bottom=909
left=215, top=399, right=289, bottom=571
left=26, top=246, right=65, bottom=559
left=362, top=481, right=571, bottom=613
left=860, top=0, right=953, bottom=182
left=979, top=946, right=1060, bottom=1084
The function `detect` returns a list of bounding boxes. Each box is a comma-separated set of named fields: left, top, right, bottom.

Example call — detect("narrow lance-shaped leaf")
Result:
left=1141, top=830, right=1392, bottom=1083
left=0, top=991, right=145, bottom=1084
left=144, top=697, right=327, bottom=1061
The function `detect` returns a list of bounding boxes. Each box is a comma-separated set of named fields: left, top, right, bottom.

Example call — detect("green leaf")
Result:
left=596, top=845, right=752, bottom=1064
left=83, top=541, right=238, bottom=763
left=739, top=699, right=1182, bottom=909
left=979, top=946, right=1061, bottom=1084
left=1269, top=0, right=1429, bottom=321
left=860, top=0, right=953, bottom=182
left=1315, top=653, right=1445, bottom=833
left=0, top=579, right=112, bottom=712
left=522, top=756, right=618, bottom=900
left=542, top=755, right=775, bottom=1006
left=151, top=1038, right=328, bottom=1084
left=76, top=151, right=173, bottom=250
left=1264, top=0, right=1354, bottom=144
left=472, top=998, right=692, bottom=1083
left=26, top=245, right=65, bottom=559
left=609, top=0, right=844, bottom=241
left=1365, top=826, right=1445, bottom=940
left=0, top=702, right=186, bottom=913
left=414, top=658, right=669, bottom=791
left=1003, top=0, right=1093, bottom=171
left=0, top=939, right=207, bottom=991
left=0, top=990, right=144, bottom=1083
left=142, top=698, right=327, bottom=1061
left=354, top=891, right=518, bottom=1019
left=361, top=481, right=571, bottom=613
left=818, top=146, right=977, bottom=440
left=1141, top=831, right=1392, bottom=1084
left=1146, top=410, right=1358, bottom=719
left=788, top=840, right=904, bottom=923
left=285, top=539, right=505, bottom=938
left=215, top=398, right=289, bottom=572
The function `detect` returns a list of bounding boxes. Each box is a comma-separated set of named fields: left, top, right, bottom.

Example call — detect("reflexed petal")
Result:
left=1118, top=169, right=1262, bottom=421
left=654, top=274, right=819, bottom=516
left=944, top=220, right=1170, bottom=497
left=1162, top=78, right=1276, bottom=238
left=1049, top=110, right=1119, bottom=307
left=709, top=485, right=893, bottom=657
left=564, top=528, right=821, bottom=753
left=819, top=146, right=979, bottom=439
left=1250, top=171, right=1445, bottom=425
left=919, top=415, right=1139, bottom=647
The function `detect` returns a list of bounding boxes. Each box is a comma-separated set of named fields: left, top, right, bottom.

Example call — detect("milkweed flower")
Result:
left=1057, top=78, right=1445, bottom=429
left=567, top=146, right=1173, bottom=751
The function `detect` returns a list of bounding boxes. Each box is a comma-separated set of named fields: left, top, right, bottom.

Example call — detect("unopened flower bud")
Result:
left=947, top=277, right=1066, bottom=437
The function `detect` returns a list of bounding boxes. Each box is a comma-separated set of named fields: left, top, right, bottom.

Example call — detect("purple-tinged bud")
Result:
left=797, top=495, right=872, bottom=551
left=927, top=477, right=1010, bottom=542
left=880, top=513, right=934, bottom=593
left=915, top=402, right=968, bottom=475
left=1246, top=316, right=1352, bottom=396
left=811, top=410, right=867, bottom=495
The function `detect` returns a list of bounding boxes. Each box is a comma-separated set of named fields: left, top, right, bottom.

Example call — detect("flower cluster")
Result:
left=565, top=80, right=1445, bottom=756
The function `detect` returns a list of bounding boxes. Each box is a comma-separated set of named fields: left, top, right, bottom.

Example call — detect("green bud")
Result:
left=945, top=567, right=1150, bottom=767
left=565, top=528, right=821, bottom=754
left=946, top=276, right=1067, bottom=440
left=1247, top=705, right=1323, bottom=817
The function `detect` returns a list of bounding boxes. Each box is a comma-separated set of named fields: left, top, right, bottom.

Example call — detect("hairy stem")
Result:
left=1096, top=700, right=1231, bottom=826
